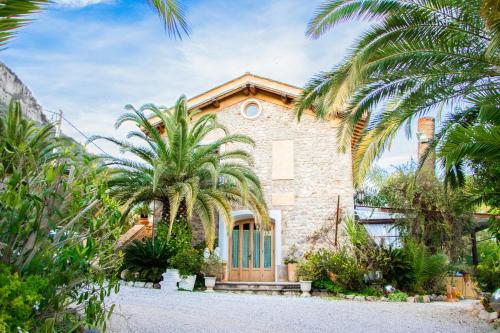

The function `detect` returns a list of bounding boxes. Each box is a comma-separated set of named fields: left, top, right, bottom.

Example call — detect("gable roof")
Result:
left=149, top=73, right=366, bottom=150
left=187, top=72, right=302, bottom=110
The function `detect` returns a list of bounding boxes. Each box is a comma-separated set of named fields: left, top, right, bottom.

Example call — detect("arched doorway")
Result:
left=228, top=219, right=275, bottom=281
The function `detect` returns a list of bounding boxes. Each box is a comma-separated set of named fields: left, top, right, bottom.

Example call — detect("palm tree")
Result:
left=91, top=96, right=269, bottom=250
left=296, top=0, right=500, bottom=187
left=0, top=0, right=189, bottom=49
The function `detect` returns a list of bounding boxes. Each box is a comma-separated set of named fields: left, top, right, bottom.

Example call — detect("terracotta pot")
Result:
left=221, top=262, right=228, bottom=281
left=139, top=216, right=149, bottom=225
left=300, top=281, right=312, bottom=297
left=287, top=263, right=298, bottom=282
left=204, top=276, right=216, bottom=292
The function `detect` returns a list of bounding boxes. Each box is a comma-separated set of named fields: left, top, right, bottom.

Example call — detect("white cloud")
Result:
left=54, top=0, right=112, bottom=8
left=2, top=0, right=417, bottom=168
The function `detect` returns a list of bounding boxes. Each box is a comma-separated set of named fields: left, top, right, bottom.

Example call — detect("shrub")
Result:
left=405, top=242, right=448, bottom=294
left=301, top=248, right=365, bottom=291
left=383, top=248, right=415, bottom=291
left=284, top=244, right=299, bottom=264
left=475, top=240, right=500, bottom=292
left=123, top=239, right=171, bottom=282
left=388, top=291, right=408, bottom=302
left=0, top=265, right=47, bottom=332
left=312, top=279, right=343, bottom=293
left=170, top=247, right=203, bottom=277
left=359, top=287, right=383, bottom=297
left=0, top=103, right=124, bottom=331
left=202, top=252, right=224, bottom=277
left=297, top=259, right=316, bottom=281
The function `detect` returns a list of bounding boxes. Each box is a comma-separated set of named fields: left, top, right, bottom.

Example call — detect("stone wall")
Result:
left=0, top=62, right=47, bottom=123
left=213, top=96, right=355, bottom=265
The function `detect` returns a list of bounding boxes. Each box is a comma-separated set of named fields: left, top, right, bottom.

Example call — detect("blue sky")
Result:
left=2, top=0, right=417, bottom=168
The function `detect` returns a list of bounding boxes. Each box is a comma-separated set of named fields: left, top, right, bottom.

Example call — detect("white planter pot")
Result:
left=204, top=276, right=216, bottom=292
left=178, top=275, right=197, bottom=291
left=300, top=281, right=312, bottom=297
left=159, top=269, right=180, bottom=292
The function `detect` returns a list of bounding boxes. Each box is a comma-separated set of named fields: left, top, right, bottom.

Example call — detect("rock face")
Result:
left=0, top=62, right=47, bottom=123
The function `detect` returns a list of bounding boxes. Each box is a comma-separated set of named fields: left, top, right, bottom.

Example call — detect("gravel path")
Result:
left=107, top=286, right=493, bottom=333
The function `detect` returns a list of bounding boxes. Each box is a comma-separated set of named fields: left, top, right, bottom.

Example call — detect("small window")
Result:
left=240, top=99, right=262, bottom=119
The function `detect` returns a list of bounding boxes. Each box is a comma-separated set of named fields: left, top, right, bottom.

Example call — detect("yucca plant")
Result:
left=297, top=0, right=500, bottom=187
left=91, top=95, right=269, bottom=250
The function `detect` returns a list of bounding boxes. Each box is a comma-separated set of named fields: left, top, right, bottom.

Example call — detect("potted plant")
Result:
left=297, top=259, right=315, bottom=297
left=170, top=248, right=203, bottom=291
left=201, top=252, right=223, bottom=292
left=284, top=245, right=299, bottom=282
left=133, top=203, right=151, bottom=225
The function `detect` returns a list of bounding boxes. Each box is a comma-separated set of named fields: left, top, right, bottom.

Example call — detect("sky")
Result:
left=1, top=0, right=418, bottom=169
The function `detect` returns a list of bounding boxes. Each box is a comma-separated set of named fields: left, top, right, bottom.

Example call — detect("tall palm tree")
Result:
left=296, top=0, right=500, bottom=187
left=91, top=96, right=269, bottom=250
left=0, top=0, right=188, bottom=49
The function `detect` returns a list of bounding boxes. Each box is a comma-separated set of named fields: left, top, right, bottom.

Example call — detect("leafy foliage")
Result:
left=301, top=249, right=365, bottom=291
left=388, top=291, right=408, bottom=302
left=0, top=101, right=124, bottom=331
left=123, top=239, right=171, bottom=283
left=404, top=242, right=448, bottom=294
left=92, top=95, right=269, bottom=249
left=357, top=163, right=473, bottom=259
left=475, top=239, right=500, bottom=292
left=0, top=0, right=49, bottom=49
left=201, top=252, right=224, bottom=277
left=298, top=0, right=500, bottom=187
left=170, top=247, right=203, bottom=277
left=0, top=265, right=47, bottom=333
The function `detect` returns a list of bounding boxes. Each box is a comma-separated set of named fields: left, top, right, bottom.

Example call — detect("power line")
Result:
left=45, top=109, right=112, bottom=157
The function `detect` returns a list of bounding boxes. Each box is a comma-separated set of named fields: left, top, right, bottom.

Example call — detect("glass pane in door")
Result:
left=231, top=227, right=239, bottom=268
left=253, top=229, right=260, bottom=268
left=242, top=224, right=250, bottom=268
left=264, top=231, right=272, bottom=268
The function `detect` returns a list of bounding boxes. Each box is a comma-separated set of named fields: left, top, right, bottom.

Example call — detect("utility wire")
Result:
left=45, top=109, right=112, bottom=157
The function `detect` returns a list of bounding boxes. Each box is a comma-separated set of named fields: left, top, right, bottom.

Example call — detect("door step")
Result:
left=214, top=281, right=301, bottom=296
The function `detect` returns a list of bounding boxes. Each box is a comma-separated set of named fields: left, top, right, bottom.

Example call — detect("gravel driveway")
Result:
left=107, top=286, right=493, bottom=333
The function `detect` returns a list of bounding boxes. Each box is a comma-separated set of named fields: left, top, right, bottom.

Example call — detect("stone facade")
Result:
left=150, top=74, right=357, bottom=282
left=213, top=97, right=354, bottom=259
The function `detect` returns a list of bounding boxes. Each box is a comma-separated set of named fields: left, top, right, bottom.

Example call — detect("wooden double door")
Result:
left=228, top=219, right=274, bottom=281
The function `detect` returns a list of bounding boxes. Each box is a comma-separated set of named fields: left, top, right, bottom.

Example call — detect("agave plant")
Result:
left=297, top=0, right=500, bottom=187
left=91, top=95, right=269, bottom=249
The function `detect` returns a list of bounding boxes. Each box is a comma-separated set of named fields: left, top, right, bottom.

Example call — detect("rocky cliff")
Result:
left=0, top=62, right=48, bottom=123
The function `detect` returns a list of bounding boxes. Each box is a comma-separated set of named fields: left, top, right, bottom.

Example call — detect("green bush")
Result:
left=388, top=291, right=408, bottom=302
left=475, top=240, right=500, bottom=292
left=123, top=239, right=171, bottom=282
left=312, top=279, right=343, bottom=293
left=359, top=287, right=383, bottom=297
left=405, top=242, right=448, bottom=294
left=0, top=265, right=47, bottom=333
left=170, top=247, right=203, bottom=277
left=0, top=103, right=124, bottom=331
left=302, top=248, right=365, bottom=291
left=383, top=248, right=415, bottom=291
left=201, top=252, right=224, bottom=277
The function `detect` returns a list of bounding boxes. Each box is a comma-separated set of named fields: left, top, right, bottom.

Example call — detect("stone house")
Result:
left=150, top=73, right=364, bottom=282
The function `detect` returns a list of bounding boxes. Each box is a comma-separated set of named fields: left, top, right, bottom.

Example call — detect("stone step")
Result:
left=214, top=281, right=301, bottom=295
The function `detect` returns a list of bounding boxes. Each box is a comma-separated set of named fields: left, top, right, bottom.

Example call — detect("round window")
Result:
left=241, top=99, right=262, bottom=119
